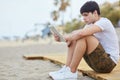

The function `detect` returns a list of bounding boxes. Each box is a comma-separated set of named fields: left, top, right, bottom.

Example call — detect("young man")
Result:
left=49, top=1, right=120, bottom=80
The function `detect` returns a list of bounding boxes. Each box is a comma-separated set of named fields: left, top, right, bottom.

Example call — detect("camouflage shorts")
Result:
left=83, top=43, right=116, bottom=73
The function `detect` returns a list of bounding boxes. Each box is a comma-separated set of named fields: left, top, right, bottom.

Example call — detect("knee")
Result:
left=76, top=35, right=99, bottom=47
left=76, top=37, right=86, bottom=44
left=84, top=36, right=99, bottom=43
left=76, top=35, right=95, bottom=42
left=84, top=35, right=96, bottom=40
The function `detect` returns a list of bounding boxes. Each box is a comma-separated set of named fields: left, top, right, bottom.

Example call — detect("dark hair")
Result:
left=80, top=1, right=100, bottom=15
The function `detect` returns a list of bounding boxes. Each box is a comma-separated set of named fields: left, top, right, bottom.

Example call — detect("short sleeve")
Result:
left=94, top=18, right=111, bottom=31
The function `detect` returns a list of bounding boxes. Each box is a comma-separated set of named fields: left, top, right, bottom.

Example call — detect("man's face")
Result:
left=82, top=12, right=95, bottom=24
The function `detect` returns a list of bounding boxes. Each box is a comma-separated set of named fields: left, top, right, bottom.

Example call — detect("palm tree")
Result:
left=59, top=0, right=70, bottom=25
left=51, top=10, right=59, bottom=21
left=51, top=0, right=71, bottom=25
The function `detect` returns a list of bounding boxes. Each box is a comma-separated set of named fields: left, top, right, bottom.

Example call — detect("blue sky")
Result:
left=0, top=0, right=118, bottom=39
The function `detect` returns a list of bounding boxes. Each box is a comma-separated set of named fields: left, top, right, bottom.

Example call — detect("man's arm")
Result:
left=66, top=24, right=102, bottom=41
left=79, top=24, right=102, bottom=36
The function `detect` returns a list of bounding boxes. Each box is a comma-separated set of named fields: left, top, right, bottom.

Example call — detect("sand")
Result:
left=0, top=43, right=94, bottom=80
left=0, top=28, right=119, bottom=80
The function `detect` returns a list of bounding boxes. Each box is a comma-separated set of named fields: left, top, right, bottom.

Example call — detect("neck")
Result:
left=96, top=16, right=100, bottom=21
left=93, top=16, right=100, bottom=24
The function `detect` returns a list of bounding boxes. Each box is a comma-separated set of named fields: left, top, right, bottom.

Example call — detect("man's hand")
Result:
left=63, top=30, right=82, bottom=47
left=53, top=33, right=60, bottom=42
left=63, top=34, right=72, bottom=47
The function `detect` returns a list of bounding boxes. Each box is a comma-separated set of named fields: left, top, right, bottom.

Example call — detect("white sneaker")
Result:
left=49, top=65, right=66, bottom=77
left=51, top=67, right=78, bottom=80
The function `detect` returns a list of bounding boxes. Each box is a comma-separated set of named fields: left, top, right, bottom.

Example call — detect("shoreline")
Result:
left=0, top=28, right=119, bottom=48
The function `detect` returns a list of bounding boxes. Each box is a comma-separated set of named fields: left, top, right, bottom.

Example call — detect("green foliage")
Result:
left=100, top=1, right=120, bottom=27
left=107, top=9, right=120, bottom=26
left=64, top=19, right=85, bottom=33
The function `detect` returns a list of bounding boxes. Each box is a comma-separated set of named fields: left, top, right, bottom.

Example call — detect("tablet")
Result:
left=50, top=27, right=66, bottom=42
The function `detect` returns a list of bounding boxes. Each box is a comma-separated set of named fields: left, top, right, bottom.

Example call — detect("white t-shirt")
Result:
left=93, top=17, right=119, bottom=64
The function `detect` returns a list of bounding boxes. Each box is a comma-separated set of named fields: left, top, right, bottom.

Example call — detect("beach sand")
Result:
left=0, top=43, right=94, bottom=80
left=0, top=28, right=119, bottom=80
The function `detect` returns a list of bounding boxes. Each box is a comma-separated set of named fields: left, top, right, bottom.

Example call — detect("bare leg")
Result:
left=69, top=36, right=99, bottom=72
left=66, top=41, right=77, bottom=66
left=69, top=38, right=86, bottom=72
